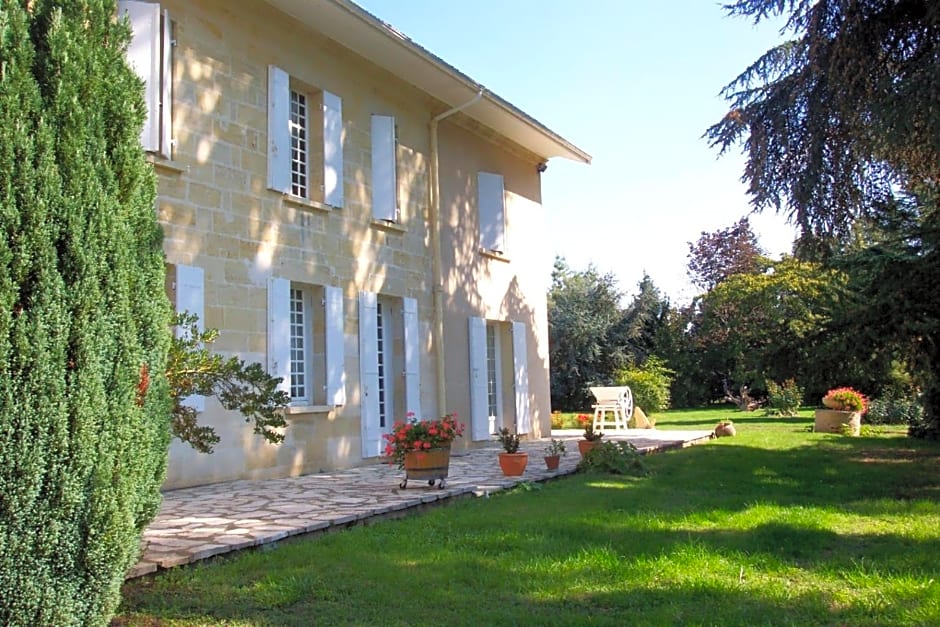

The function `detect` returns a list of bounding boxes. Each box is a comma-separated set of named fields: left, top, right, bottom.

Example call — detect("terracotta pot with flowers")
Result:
left=384, top=412, right=465, bottom=489
left=494, top=427, right=528, bottom=476
left=815, top=387, right=867, bottom=435
left=543, top=438, right=566, bottom=470
left=576, top=414, right=604, bottom=456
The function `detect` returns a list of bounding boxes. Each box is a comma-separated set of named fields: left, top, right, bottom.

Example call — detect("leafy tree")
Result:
left=548, top=257, right=629, bottom=411
left=0, top=1, right=171, bottom=623
left=687, top=217, right=769, bottom=291
left=708, top=0, right=940, bottom=435
left=696, top=257, right=851, bottom=400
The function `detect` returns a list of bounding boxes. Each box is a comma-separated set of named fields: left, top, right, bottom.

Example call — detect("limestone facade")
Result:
left=121, top=0, right=587, bottom=488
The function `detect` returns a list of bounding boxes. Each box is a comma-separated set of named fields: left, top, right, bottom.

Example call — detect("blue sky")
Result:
left=356, top=0, right=794, bottom=303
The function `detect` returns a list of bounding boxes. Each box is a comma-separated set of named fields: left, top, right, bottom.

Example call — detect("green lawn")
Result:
left=116, top=408, right=940, bottom=626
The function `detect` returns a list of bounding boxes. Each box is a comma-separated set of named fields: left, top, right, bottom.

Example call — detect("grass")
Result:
left=116, top=407, right=940, bottom=626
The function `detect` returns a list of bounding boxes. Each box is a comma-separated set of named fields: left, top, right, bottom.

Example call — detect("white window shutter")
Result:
left=512, top=321, right=531, bottom=434
left=478, top=172, right=506, bottom=253
left=176, top=264, right=205, bottom=412
left=358, top=292, right=381, bottom=458
left=371, top=115, right=397, bottom=221
left=402, top=298, right=420, bottom=420
left=267, top=65, right=291, bottom=193
left=267, top=277, right=291, bottom=396
left=159, top=8, right=172, bottom=159
left=325, top=285, right=346, bottom=406
left=323, top=91, right=344, bottom=208
left=468, top=317, right=490, bottom=441
left=119, top=1, right=161, bottom=153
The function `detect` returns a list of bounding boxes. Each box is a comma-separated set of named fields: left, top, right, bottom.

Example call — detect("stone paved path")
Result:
left=129, top=428, right=712, bottom=579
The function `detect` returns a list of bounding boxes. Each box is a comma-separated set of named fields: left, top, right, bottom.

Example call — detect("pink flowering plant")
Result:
left=822, top=387, right=869, bottom=414
left=383, top=412, right=465, bottom=468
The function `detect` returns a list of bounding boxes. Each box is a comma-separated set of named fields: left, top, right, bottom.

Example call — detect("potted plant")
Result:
left=384, top=412, right=465, bottom=488
left=543, top=438, right=566, bottom=470
left=494, top=427, right=528, bottom=476
left=576, top=414, right=604, bottom=456
left=814, top=387, right=867, bottom=435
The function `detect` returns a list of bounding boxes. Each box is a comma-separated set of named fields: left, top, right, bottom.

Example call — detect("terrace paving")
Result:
left=128, top=428, right=713, bottom=579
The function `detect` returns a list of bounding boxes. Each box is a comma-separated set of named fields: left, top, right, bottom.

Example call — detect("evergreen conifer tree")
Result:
left=0, top=1, right=171, bottom=623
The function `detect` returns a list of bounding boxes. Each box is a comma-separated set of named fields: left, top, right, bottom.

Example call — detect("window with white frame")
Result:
left=268, top=279, right=346, bottom=408
left=486, top=323, right=501, bottom=420
left=289, top=91, right=309, bottom=199
left=358, top=293, right=420, bottom=458
left=268, top=66, right=344, bottom=207
left=118, top=1, right=173, bottom=158
left=289, top=287, right=312, bottom=402
left=478, top=172, right=506, bottom=254
left=376, top=301, right=389, bottom=428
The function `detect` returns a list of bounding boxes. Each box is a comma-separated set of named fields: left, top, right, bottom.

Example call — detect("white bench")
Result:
left=589, top=386, right=633, bottom=432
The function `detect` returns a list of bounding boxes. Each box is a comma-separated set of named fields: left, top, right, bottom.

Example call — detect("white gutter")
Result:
left=429, top=88, right=484, bottom=414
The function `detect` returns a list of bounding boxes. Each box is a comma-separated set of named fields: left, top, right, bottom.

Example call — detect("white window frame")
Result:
left=269, top=278, right=345, bottom=409
left=376, top=301, right=390, bottom=429
left=119, top=1, right=173, bottom=159
left=359, top=293, right=419, bottom=458
left=289, top=287, right=312, bottom=403
left=268, top=65, right=344, bottom=207
left=486, top=322, right=503, bottom=422
left=289, top=90, right=310, bottom=200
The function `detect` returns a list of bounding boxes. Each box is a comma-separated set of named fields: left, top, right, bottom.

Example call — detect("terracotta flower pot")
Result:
left=544, top=455, right=560, bottom=470
left=578, top=439, right=599, bottom=457
left=814, top=409, right=861, bottom=435
left=498, top=452, right=528, bottom=476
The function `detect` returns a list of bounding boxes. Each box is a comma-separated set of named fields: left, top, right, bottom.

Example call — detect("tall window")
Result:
left=268, top=66, right=344, bottom=206
left=376, top=302, right=388, bottom=428
left=289, top=90, right=309, bottom=199
left=486, top=324, right=499, bottom=419
left=289, top=288, right=310, bottom=402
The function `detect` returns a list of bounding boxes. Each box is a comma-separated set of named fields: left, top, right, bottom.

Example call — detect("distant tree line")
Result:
left=550, top=0, right=939, bottom=440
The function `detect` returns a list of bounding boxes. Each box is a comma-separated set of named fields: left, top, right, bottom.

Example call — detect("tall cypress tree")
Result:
left=0, top=1, right=171, bottom=624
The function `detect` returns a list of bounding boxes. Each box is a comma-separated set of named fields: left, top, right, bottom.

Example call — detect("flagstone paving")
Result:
left=128, top=428, right=713, bottom=579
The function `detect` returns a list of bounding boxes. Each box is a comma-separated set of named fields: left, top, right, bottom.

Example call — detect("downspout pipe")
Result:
left=429, top=88, right=484, bottom=414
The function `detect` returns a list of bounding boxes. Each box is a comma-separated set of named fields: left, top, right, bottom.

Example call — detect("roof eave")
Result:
left=263, top=0, right=592, bottom=164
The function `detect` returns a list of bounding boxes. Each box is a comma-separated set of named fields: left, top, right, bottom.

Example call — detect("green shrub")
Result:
left=867, top=393, right=924, bottom=425
left=0, top=3, right=171, bottom=624
left=616, top=356, right=674, bottom=414
left=576, top=441, right=647, bottom=476
left=765, top=379, right=804, bottom=416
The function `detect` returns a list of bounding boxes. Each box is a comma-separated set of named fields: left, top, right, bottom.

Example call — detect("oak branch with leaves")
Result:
left=167, top=313, right=290, bottom=453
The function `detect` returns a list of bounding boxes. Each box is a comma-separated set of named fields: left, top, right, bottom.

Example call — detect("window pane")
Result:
left=289, top=288, right=307, bottom=400
left=289, top=90, right=308, bottom=198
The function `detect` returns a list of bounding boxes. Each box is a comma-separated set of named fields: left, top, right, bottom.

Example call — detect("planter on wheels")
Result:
left=401, top=446, right=451, bottom=489
left=814, top=409, right=861, bottom=436
left=498, top=452, right=528, bottom=476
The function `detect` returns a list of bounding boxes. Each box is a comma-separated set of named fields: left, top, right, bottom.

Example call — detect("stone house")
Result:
left=119, top=0, right=590, bottom=489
